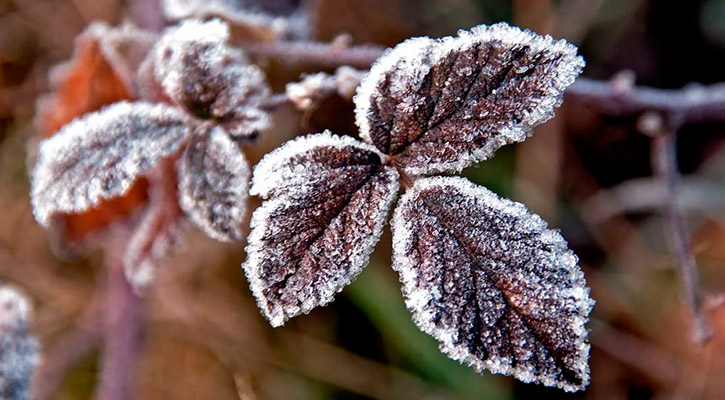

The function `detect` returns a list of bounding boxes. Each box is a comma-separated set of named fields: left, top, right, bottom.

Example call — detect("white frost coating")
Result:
left=250, top=130, right=385, bottom=198
left=354, top=22, right=585, bottom=175
left=286, top=66, right=365, bottom=111
left=178, top=126, right=250, bottom=242
left=31, top=101, right=192, bottom=227
left=354, top=37, right=437, bottom=146
left=0, top=285, right=39, bottom=400
left=244, top=132, right=399, bottom=327
left=391, top=176, right=594, bottom=391
left=162, top=0, right=289, bottom=39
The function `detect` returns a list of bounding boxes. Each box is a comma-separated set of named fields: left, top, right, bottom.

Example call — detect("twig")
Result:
left=94, top=237, right=143, bottom=400
left=640, top=112, right=713, bottom=344
left=242, top=40, right=386, bottom=69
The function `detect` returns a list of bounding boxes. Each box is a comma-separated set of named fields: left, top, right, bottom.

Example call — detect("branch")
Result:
left=640, top=113, right=713, bottom=344
left=244, top=41, right=725, bottom=124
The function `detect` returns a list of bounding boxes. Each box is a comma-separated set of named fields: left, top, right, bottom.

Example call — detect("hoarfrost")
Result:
left=391, top=176, right=594, bottom=391
left=354, top=22, right=584, bottom=176
left=178, top=125, right=250, bottom=242
left=286, top=66, right=365, bottom=111
left=244, top=132, right=399, bottom=326
left=0, top=285, right=39, bottom=400
left=148, top=19, right=271, bottom=138
left=31, top=101, right=193, bottom=227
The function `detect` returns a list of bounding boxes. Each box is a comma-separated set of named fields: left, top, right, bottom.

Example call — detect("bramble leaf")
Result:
left=31, top=101, right=193, bottom=228
left=147, top=19, right=271, bottom=138
left=391, top=176, right=593, bottom=391
left=0, top=285, right=39, bottom=400
left=354, top=22, right=584, bottom=176
left=244, top=132, right=399, bottom=326
left=178, top=125, right=250, bottom=242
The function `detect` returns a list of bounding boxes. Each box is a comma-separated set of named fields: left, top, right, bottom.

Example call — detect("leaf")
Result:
left=354, top=22, right=584, bottom=176
left=36, top=22, right=134, bottom=138
left=147, top=19, right=271, bottom=138
left=31, top=101, right=193, bottom=228
left=244, top=132, right=399, bottom=327
left=178, top=125, right=250, bottom=242
left=125, top=159, right=186, bottom=290
left=0, top=285, right=39, bottom=400
left=286, top=66, right=365, bottom=111
left=391, top=176, right=593, bottom=391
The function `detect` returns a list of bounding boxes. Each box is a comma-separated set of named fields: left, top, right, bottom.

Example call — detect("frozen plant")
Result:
left=244, top=23, right=595, bottom=391
left=31, top=19, right=271, bottom=288
left=0, top=285, right=39, bottom=400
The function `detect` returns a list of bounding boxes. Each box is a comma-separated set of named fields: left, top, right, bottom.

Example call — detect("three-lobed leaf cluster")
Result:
left=243, top=23, right=594, bottom=391
left=31, top=19, right=271, bottom=287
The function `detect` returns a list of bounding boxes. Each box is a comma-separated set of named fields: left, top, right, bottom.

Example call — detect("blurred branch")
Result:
left=245, top=41, right=725, bottom=125
left=640, top=113, right=713, bottom=344
left=95, top=237, right=143, bottom=400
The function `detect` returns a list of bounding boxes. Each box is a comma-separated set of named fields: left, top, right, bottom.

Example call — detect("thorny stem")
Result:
left=643, top=113, right=713, bottom=344
left=94, top=237, right=143, bottom=400
left=244, top=40, right=725, bottom=124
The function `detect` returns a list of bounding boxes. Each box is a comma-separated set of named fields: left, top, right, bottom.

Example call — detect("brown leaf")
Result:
left=354, top=23, right=584, bottom=176
left=391, top=176, right=593, bottom=391
left=178, top=125, right=250, bottom=242
left=244, top=132, right=399, bottom=326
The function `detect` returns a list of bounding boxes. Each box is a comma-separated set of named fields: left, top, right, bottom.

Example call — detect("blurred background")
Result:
left=1, top=0, right=725, bottom=399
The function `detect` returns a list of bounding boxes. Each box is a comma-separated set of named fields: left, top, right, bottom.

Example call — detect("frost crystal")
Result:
left=0, top=285, right=39, bottom=400
left=354, top=22, right=584, bottom=176
left=391, top=176, right=593, bottom=391
left=244, top=132, right=399, bottom=326
left=285, top=66, right=365, bottom=111
left=31, top=101, right=193, bottom=227
left=178, top=125, right=250, bottom=242
left=147, top=19, right=271, bottom=138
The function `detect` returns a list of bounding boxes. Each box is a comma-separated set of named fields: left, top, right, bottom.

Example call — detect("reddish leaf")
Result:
left=244, top=132, right=399, bottom=326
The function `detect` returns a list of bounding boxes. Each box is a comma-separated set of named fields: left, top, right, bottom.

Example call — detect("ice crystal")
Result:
left=178, top=125, right=250, bottom=242
left=244, top=132, right=399, bottom=326
left=146, top=19, right=271, bottom=139
left=354, top=22, right=585, bottom=176
left=285, top=66, right=365, bottom=111
left=31, top=101, right=192, bottom=227
left=0, top=285, right=39, bottom=400
left=391, top=176, right=593, bottom=391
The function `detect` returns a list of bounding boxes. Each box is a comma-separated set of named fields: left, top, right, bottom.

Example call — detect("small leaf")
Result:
left=36, top=22, right=134, bottom=138
left=391, top=176, right=593, bottom=391
left=286, top=66, right=365, bottom=111
left=0, top=285, right=39, bottom=400
left=244, top=132, right=399, bottom=327
left=31, top=101, right=193, bottom=228
left=147, top=19, right=271, bottom=138
left=354, top=22, right=584, bottom=176
left=178, top=125, right=250, bottom=242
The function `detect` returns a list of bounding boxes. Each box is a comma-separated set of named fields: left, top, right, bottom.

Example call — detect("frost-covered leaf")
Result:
left=36, top=22, right=134, bottom=138
left=31, top=101, right=193, bottom=228
left=178, top=125, right=250, bottom=242
left=147, top=19, right=271, bottom=138
left=125, top=159, right=186, bottom=290
left=391, top=176, right=593, bottom=391
left=0, top=285, right=39, bottom=400
left=354, top=22, right=584, bottom=176
left=286, top=66, right=365, bottom=111
left=244, top=132, right=399, bottom=326
left=161, top=0, right=291, bottom=41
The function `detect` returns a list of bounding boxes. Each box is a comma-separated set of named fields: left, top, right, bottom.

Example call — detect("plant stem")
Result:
left=94, top=239, right=142, bottom=400
left=644, top=114, right=712, bottom=344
